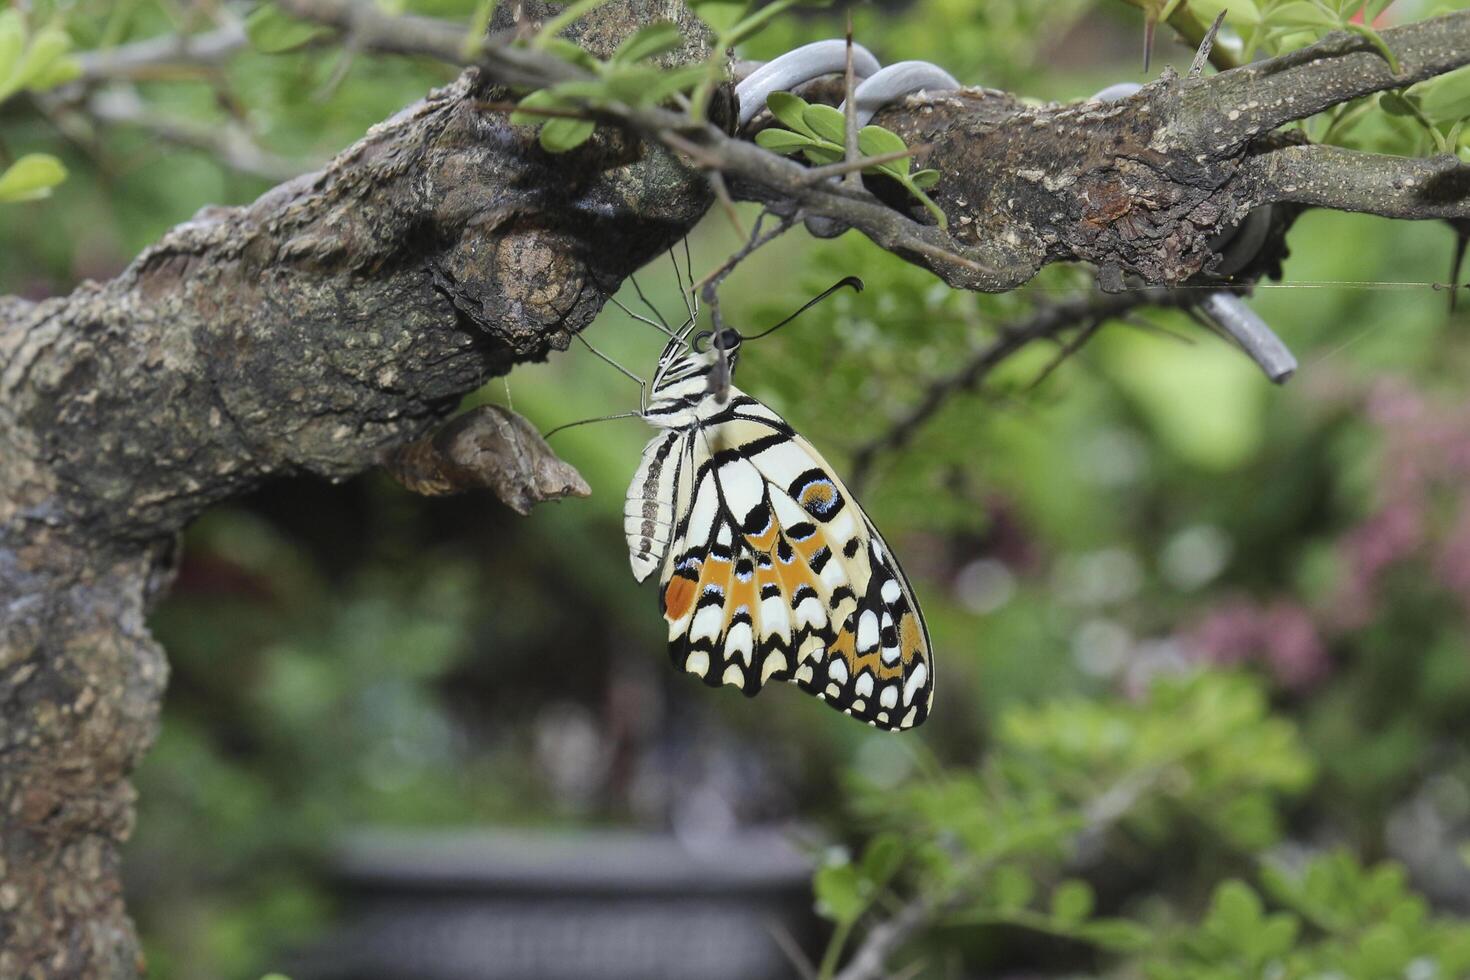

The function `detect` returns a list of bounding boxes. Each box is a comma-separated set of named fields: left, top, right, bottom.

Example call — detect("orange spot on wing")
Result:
left=774, top=542, right=821, bottom=598
left=664, top=577, right=696, bottom=621
left=800, top=483, right=835, bottom=512
left=746, top=519, right=780, bottom=554
left=728, top=566, right=758, bottom=630
left=899, top=612, right=925, bottom=664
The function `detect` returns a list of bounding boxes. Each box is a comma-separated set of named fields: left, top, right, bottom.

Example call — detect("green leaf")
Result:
left=859, top=834, right=905, bottom=889
left=1413, top=66, right=1470, bottom=126
left=1077, top=919, right=1153, bottom=952
left=1050, top=880, right=1095, bottom=927
left=8, top=26, right=77, bottom=94
left=637, top=64, right=708, bottom=106
left=802, top=102, right=848, bottom=144
left=1190, top=0, right=1264, bottom=26
left=541, top=37, right=601, bottom=72
left=539, top=116, right=596, bottom=152
left=0, top=153, right=68, bottom=203
left=1379, top=92, right=1420, bottom=117
left=857, top=125, right=910, bottom=173
left=1358, top=921, right=1411, bottom=975
left=0, top=11, right=24, bottom=84
left=814, top=863, right=866, bottom=925
left=799, top=144, right=843, bottom=165
left=1207, top=880, right=1264, bottom=936
left=245, top=3, right=328, bottom=54
left=688, top=0, right=748, bottom=34
left=755, top=129, right=820, bottom=153
left=990, top=865, right=1035, bottom=914
left=510, top=88, right=568, bottom=127
left=1267, top=1, right=1341, bottom=28
left=613, top=22, right=682, bottom=64
left=722, top=0, right=825, bottom=46
left=766, top=91, right=816, bottom=137
left=910, top=168, right=941, bottom=190
left=601, top=65, right=663, bottom=104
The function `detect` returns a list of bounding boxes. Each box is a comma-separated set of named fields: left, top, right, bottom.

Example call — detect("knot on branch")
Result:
left=382, top=405, right=590, bottom=515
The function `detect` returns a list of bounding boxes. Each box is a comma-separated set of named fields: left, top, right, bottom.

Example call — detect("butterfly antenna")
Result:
left=574, top=332, right=649, bottom=390
left=670, top=243, right=699, bottom=336
left=742, top=276, right=865, bottom=342
left=608, top=294, right=682, bottom=343
left=544, top=411, right=644, bottom=439
left=628, top=272, right=672, bottom=331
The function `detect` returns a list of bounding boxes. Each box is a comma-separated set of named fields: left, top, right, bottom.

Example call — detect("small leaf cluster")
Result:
left=244, top=3, right=331, bottom=54
left=0, top=9, right=79, bottom=204
left=511, top=21, right=705, bottom=152
left=823, top=667, right=1470, bottom=977
left=816, top=672, right=1316, bottom=973
left=1155, top=0, right=1470, bottom=158
left=753, top=91, right=947, bottom=228
left=511, top=0, right=832, bottom=152
left=1142, top=855, right=1470, bottom=978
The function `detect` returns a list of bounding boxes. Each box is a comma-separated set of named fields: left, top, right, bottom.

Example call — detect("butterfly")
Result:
left=620, top=278, right=934, bottom=731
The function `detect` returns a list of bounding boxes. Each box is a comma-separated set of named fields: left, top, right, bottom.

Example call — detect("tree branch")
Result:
left=1243, top=144, right=1470, bottom=221
left=72, top=23, right=248, bottom=83
left=1184, top=11, right=1470, bottom=151
left=0, top=5, right=712, bottom=975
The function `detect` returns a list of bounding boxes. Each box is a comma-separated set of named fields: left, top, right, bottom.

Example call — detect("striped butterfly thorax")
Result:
left=624, top=327, right=934, bottom=731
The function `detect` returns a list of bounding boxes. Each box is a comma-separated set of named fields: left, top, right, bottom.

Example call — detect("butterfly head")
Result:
left=651, top=328, right=742, bottom=392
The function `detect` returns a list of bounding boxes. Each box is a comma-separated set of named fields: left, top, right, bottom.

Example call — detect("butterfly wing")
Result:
left=657, top=392, right=933, bottom=731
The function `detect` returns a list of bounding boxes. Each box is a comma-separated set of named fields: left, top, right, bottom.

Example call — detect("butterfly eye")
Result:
left=692, top=329, right=743, bottom=353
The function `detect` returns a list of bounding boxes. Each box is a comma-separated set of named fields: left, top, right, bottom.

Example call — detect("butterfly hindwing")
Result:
left=655, top=392, right=933, bottom=731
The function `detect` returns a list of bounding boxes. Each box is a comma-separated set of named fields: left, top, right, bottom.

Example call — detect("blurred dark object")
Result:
left=291, top=828, right=819, bottom=980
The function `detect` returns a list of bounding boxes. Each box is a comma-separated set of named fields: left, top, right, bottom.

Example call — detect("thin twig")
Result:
left=848, top=288, right=1196, bottom=491
left=843, top=13, right=860, bottom=190
left=1190, top=10, right=1229, bottom=78
left=708, top=170, right=747, bottom=238
left=799, top=144, right=929, bottom=184
left=690, top=210, right=797, bottom=294
left=1025, top=316, right=1106, bottom=391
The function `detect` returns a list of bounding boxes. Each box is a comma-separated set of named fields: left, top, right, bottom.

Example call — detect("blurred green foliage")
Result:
left=6, top=1, right=1470, bottom=978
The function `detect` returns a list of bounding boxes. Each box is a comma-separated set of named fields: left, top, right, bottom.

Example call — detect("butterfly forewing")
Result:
left=643, top=384, right=934, bottom=731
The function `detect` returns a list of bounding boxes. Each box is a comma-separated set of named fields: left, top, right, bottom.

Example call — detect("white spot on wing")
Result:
left=719, top=456, right=766, bottom=525
left=879, top=684, right=899, bottom=709
left=828, top=657, right=849, bottom=685
left=692, top=603, right=724, bottom=642
left=820, top=558, right=847, bottom=590
left=722, top=662, right=744, bottom=687
left=857, top=611, right=880, bottom=653
left=726, top=621, right=754, bottom=666
left=881, top=579, right=902, bottom=604
left=761, top=651, right=788, bottom=684
left=855, top=672, right=874, bottom=698
left=685, top=651, right=710, bottom=677
left=904, top=663, right=928, bottom=706
left=760, top=596, right=790, bottom=640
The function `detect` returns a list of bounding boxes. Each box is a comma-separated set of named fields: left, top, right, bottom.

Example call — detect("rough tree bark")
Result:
left=1, top=3, right=1467, bottom=977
